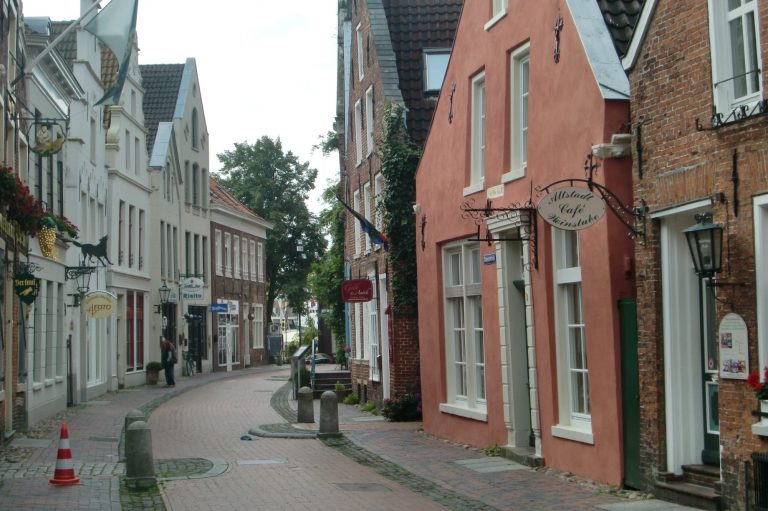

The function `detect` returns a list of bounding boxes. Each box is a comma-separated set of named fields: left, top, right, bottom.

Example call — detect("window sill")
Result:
left=44, top=379, right=54, bottom=387
left=501, top=168, right=525, bottom=184
left=463, top=180, right=485, bottom=197
left=484, top=10, right=507, bottom=31
left=55, top=376, right=64, bottom=384
left=439, top=402, right=488, bottom=422
left=752, top=423, right=768, bottom=437
left=551, top=424, right=594, bottom=445
left=31, top=382, right=43, bottom=392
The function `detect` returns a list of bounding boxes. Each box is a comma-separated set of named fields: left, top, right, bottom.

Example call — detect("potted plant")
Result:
left=145, top=361, right=163, bottom=385
left=334, top=380, right=348, bottom=401
left=748, top=366, right=768, bottom=425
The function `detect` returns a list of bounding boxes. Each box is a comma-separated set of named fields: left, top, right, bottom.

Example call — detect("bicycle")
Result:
left=183, top=350, right=196, bottom=376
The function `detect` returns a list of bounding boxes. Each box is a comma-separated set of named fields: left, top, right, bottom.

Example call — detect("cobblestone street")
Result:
left=0, top=366, right=700, bottom=510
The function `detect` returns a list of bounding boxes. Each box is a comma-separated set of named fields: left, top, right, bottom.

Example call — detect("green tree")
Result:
left=308, top=180, right=346, bottom=342
left=217, top=136, right=325, bottom=324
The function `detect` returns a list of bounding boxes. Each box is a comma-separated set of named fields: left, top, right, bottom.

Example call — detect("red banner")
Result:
left=342, top=279, right=373, bottom=302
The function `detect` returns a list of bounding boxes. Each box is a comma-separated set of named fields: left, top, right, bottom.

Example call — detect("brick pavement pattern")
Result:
left=0, top=364, right=702, bottom=511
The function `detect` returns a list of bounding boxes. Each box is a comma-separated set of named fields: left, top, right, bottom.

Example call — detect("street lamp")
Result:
left=64, top=265, right=96, bottom=307
left=155, top=283, right=171, bottom=314
left=683, top=213, right=723, bottom=279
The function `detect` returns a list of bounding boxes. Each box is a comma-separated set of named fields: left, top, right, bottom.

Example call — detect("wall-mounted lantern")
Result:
left=155, top=283, right=171, bottom=314
left=683, top=213, right=723, bottom=279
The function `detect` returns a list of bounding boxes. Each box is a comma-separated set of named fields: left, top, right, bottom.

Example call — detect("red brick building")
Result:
left=415, top=0, right=645, bottom=487
left=209, top=178, right=271, bottom=371
left=628, top=0, right=768, bottom=508
left=336, top=0, right=462, bottom=405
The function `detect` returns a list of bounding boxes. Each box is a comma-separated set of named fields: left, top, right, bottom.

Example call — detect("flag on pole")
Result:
left=83, top=0, right=139, bottom=105
left=338, top=196, right=388, bottom=251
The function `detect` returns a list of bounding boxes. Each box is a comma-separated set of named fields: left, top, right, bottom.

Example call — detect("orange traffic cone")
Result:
left=49, top=422, right=79, bottom=485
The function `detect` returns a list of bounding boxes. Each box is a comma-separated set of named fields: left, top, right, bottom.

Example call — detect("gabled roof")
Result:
left=596, top=0, right=645, bottom=59
left=368, top=0, right=463, bottom=147
left=209, top=176, right=268, bottom=225
left=139, top=63, right=184, bottom=153
left=48, top=21, right=78, bottom=69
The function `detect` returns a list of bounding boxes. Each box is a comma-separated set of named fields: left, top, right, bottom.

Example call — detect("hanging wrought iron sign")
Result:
left=14, top=272, right=40, bottom=304
left=536, top=153, right=648, bottom=242
left=82, top=290, right=117, bottom=319
left=27, top=117, right=69, bottom=156
left=342, top=279, right=373, bottom=302
left=537, top=186, right=605, bottom=230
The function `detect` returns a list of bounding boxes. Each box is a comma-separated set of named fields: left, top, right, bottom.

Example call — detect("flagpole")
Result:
left=15, top=0, right=103, bottom=85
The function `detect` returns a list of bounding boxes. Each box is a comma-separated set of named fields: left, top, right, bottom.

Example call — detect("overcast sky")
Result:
left=24, top=0, right=339, bottom=214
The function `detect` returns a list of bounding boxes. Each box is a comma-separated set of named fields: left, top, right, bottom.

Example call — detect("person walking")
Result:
left=162, top=337, right=176, bottom=387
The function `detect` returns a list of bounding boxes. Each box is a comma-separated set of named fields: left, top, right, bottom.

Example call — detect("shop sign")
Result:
left=82, top=291, right=117, bottom=319
left=0, top=211, right=28, bottom=251
left=181, top=277, right=204, bottom=301
left=13, top=272, right=40, bottom=305
left=719, top=312, right=749, bottom=379
left=537, top=186, right=605, bottom=230
left=342, top=279, right=373, bottom=302
left=210, top=303, right=228, bottom=313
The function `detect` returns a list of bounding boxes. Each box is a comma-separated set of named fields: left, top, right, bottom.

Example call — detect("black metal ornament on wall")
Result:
left=695, top=99, right=768, bottom=130
left=553, top=14, right=564, bottom=63
left=460, top=198, right=538, bottom=270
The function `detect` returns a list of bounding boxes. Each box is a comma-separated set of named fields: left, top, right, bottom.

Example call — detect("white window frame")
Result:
left=250, top=240, right=257, bottom=281
left=439, top=241, right=486, bottom=420
left=754, top=195, right=768, bottom=403
left=354, top=99, right=363, bottom=165
left=365, top=85, right=374, bottom=156
left=354, top=303, right=363, bottom=360
left=708, top=0, right=763, bottom=115
left=504, top=44, right=530, bottom=183
left=466, top=72, right=486, bottom=195
left=234, top=236, right=241, bottom=279
left=363, top=183, right=372, bottom=253
left=241, top=241, right=248, bottom=280
left=356, top=23, right=365, bottom=81
left=253, top=304, right=264, bottom=349
left=424, top=49, right=451, bottom=93
left=367, top=270, right=379, bottom=379
left=374, top=173, right=384, bottom=233
left=215, top=230, right=223, bottom=276
left=224, top=232, right=232, bottom=278
left=353, top=191, right=362, bottom=256
left=257, top=242, right=264, bottom=282
left=551, top=227, right=593, bottom=444
left=485, top=0, right=508, bottom=30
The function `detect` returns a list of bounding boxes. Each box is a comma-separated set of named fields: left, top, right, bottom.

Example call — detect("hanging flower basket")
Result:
left=0, top=165, right=17, bottom=212
left=6, top=176, right=45, bottom=237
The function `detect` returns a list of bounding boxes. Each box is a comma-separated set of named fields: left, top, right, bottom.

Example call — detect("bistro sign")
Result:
left=537, top=186, right=605, bottom=231
left=342, top=279, right=373, bottom=303
left=181, top=277, right=205, bottom=301
left=14, top=272, right=40, bottom=305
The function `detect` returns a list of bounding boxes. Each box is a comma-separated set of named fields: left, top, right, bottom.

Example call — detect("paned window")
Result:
left=241, top=238, right=248, bottom=280
left=552, top=228, right=591, bottom=435
left=709, top=0, right=763, bottom=114
left=374, top=173, right=384, bottom=232
left=354, top=100, right=363, bottom=165
left=253, top=305, right=264, bottom=349
left=470, top=73, right=486, bottom=189
left=363, top=183, right=372, bottom=252
left=257, top=242, right=264, bottom=282
left=234, top=236, right=241, bottom=279
left=506, top=44, right=529, bottom=182
left=250, top=240, right=257, bottom=281
left=442, top=242, right=485, bottom=413
left=353, top=191, right=361, bottom=256
left=224, top=233, right=232, bottom=277
left=365, top=86, right=374, bottom=156
left=215, top=230, right=223, bottom=276
left=356, top=23, right=365, bottom=81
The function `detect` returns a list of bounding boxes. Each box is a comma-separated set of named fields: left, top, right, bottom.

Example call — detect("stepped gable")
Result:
left=381, top=0, right=463, bottom=147
left=596, top=0, right=645, bottom=58
left=139, top=63, right=184, bottom=152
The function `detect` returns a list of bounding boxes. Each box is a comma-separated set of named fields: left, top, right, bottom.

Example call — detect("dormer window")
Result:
left=424, top=49, right=450, bottom=93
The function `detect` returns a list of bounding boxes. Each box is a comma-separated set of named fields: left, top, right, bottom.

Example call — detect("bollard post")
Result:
left=125, top=420, right=156, bottom=489
left=125, top=409, right=146, bottom=432
left=318, top=390, right=341, bottom=438
left=297, top=386, right=314, bottom=423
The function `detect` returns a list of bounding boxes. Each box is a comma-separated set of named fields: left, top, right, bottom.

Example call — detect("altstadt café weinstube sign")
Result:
left=537, top=186, right=606, bottom=231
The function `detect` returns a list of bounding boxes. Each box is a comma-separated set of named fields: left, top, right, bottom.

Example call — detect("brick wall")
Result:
left=629, top=0, right=768, bottom=506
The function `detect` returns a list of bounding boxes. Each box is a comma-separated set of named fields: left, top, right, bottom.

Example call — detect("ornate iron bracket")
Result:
left=420, top=214, right=427, bottom=251
left=64, top=265, right=97, bottom=282
left=537, top=153, right=648, bottom=243
left=460, top=198, right=538, bottom=270
left=12, top=261, right=42, bottom=276
left=553, top=14, right=564, bottom=63
left=448, top=83, right=456, bottom=124
left=695, top=99, right=768, bottom=131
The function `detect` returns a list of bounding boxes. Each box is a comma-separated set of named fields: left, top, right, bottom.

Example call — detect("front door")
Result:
left=700, top=282, right=720, bottom=466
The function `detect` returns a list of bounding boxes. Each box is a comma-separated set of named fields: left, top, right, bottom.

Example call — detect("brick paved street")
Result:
left=0, top=365, right=701, bottom=510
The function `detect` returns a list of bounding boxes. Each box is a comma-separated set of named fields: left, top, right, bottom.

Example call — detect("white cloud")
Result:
left=24, top=0, right=338, bottom=214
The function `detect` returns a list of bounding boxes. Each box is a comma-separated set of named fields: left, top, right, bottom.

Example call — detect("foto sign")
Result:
left=82, top=291, right=117, bottom=319
left=342, top=279, right=373, bottom=303
left=537, top=186, right=605, bottom=230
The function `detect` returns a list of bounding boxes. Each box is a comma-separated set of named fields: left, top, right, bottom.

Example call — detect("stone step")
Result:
left=654, top=480, right=721, bottom=511
left=682, top=464, right=720, bottom=487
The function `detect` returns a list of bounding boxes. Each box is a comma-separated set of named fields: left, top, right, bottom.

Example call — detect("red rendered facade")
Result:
left=416, top=1, right=635, bottom=485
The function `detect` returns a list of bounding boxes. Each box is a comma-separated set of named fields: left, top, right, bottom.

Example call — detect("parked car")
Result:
left=305, top=353, right=333, bottom=364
